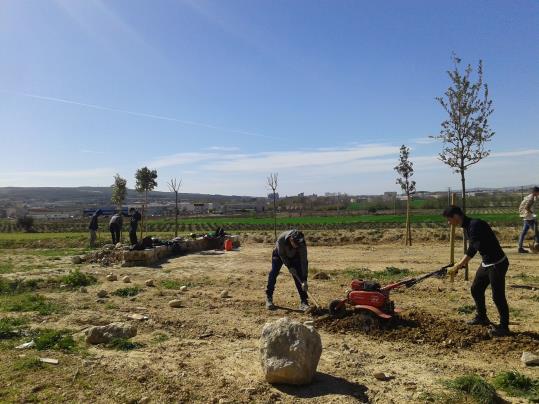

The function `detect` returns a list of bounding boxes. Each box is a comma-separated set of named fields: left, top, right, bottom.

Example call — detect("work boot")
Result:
left=299, top=301, right=310, bottom=312
left=467, top=316, right=490, bottom=326
left=488, top=326, right=510, bottom=338
left=518, top=248, right=530, bottom=254
left=265, top=296, right=276, bottom=310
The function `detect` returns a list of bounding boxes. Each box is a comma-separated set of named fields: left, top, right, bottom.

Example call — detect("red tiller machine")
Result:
left=328, top=264, right=453, bottom=331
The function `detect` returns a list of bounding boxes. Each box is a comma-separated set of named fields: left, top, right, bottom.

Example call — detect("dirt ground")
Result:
left=1, top=235, right=539, bottom=403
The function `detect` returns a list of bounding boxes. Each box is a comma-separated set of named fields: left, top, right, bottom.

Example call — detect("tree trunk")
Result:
left=174, top=192, right=179, bottom=237
left=273, top=192, right=277, bottom=241
left=140, top=191, right=146, bottom=240
left=461, top=170, right=469, bottom=280
left=405, top=193, right=411, bottom=246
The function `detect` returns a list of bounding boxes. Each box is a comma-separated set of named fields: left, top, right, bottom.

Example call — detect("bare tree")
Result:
left=394, top=145, right=416, bottom=246
left=267, top=173, right=279, bottom=240
left=432, top=53, right=495, bottom=279
left=167, top=178, right=182, bottom=237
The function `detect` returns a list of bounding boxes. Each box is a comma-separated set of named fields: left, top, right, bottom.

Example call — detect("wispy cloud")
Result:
left=3, top=90, right=275, bottom=139
left=207, top=146, right=241, bottom=152
left=412, top=137, right=437, bottom=145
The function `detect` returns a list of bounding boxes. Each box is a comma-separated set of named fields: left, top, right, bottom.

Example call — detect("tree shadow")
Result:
left=273, top=372, right=368, bottom=401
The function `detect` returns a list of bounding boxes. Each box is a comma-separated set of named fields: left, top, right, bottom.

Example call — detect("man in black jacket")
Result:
left=128, top=207, right=142, bottom=245
left=88, top=209, right=102, bottom=248
left=443, top=206, right=510, bottom=337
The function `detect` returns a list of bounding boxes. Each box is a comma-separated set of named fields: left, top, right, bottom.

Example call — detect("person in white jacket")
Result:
left=518, top=186, right=539, bottom=253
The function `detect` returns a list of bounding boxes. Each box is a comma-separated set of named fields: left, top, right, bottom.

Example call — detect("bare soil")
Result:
left=1, top=234, right=539, bottom=403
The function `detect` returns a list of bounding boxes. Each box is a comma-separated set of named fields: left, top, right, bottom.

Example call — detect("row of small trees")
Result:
left=395, top=54, right=495, bottom=279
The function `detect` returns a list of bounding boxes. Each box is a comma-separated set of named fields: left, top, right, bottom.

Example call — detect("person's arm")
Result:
left=277, top=238, right=292, bottom=268
left=298, top=245, right=308, bottom=281
left=455, top=255, right=472, bottom=270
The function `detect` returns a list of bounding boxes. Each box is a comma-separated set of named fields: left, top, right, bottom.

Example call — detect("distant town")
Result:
left=0, top=185, right=533, bottom=220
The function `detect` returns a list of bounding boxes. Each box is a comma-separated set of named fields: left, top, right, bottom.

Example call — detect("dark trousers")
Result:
left=109, top=224, right=120, bottom=244
left=471, top=259, right=509, bottom=329
left=129, top=228, right=138, bottom=245
left=266, top=249, right=308, bottom=303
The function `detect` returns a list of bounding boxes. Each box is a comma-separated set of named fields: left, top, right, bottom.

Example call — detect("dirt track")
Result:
left=2, top=240, right=539, bottom=403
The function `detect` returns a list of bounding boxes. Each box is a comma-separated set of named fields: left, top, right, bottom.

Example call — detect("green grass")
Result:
left=0, top=260, right=15, bottom=274
left=106, top=337, right=142, bottom=351
left=0, top=293, right=61, bottom=315
left=445, top=374, right=500, bottom=404
left=457, top=304, right=476, bottom=315
left=34, top=329, right=76, bottom=351
left=111, top=287, right=141, bottom=297
left=492, top=370, right=539, bottom=401
left=0, top=317, right=28, bottom=339
left=60, top=270, right=97, bottom=288
left=345, top=266, right=412, bottom=282
left=13, top=356, right=44, bottom=371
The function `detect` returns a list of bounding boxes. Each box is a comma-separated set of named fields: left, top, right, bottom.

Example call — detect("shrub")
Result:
left=111, top=287, right=141, bottom=297
left=445, top=374, right=500, bottom=404
left=61, top=270, right=97, bottom=288
left=16, top=216, right=34, bottom=232
left=492, top=370, right=539, bottom=401
left=106, top=337, right=142, bottom=351
left=0, top=317, right=27, bottom=339
left=34, top=329, right=75, bottom=351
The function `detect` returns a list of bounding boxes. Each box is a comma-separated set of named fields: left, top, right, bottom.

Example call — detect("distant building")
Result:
left=383, top=192, right=397, bottom=201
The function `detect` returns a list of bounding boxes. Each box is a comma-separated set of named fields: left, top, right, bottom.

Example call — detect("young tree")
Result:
left=167, top=178, right=182, bottom=237
left=17, top=215, right=34, bottom=232
left=111, top=174, right=127, bottom=241
left=432, top=54, right=495, bottom=278
left=394, top=145, right=416, bottom=246
left=267, top=173, right=279, bottom=240
left=135, top=167, right=158, bottom=239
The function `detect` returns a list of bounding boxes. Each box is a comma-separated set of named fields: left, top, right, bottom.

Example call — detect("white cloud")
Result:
left=206, top=146, right=241, bottom=152
left=412, top=137, right=437, bottom=145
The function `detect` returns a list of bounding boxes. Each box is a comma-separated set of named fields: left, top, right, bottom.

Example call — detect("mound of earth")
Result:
left=316, top=309, right=539, bottom=353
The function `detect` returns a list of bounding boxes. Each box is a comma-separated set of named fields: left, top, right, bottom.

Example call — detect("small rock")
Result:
left=71, top=256, right=83, bottom=265
left=303, top=321, right=315, bottom=327
left=79, top=287, right=88, bottom=293
left=313, top=272, right=330, bottom=280
left=96, top=290, right=108, bottom=298
left=106, top=274, right=117, bottom=281
left=122, top=276, right=131, bottom=283
left=85, top=322, right=137, bottom=344
left=60, top=284, right=67, bottom=289
left=128, top=313, right=148, bottom=321
left=521, top=351, right=539, bottom=366
left=115, top=242, right=123, bottom=249
left=39, top=358, right=59, bottom=365
left=139, top=397, right=150, bottom=404
left=145, top=279, right=155, bottom=287
left=220, top=290, right=230, bottom=298
left=179, top=286, right=188, bottom=292
left=374, top=372, right=391, bottom=381
left=169, top=299, right=182, bottom=308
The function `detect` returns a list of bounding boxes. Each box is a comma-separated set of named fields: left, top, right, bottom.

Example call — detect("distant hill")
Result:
left=0, top=187, right=260, bottom=207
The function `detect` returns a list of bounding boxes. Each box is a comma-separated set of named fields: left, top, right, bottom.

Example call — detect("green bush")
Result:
left=106, top=337, right=141, bottom=351
left=0, top=293, right=60, bottom=315
left=0, top=317, right=27, bottom=339
left=34, top=329, right=75, bottom=351
left=492, top=370, right=539, bottom=401
left=111, top=287, right=141, bottom=297
left=61, top=270, right=97, bottom=288
left=445, top=374, right=500, bottom=404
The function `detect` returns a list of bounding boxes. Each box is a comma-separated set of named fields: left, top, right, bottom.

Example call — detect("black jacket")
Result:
left=88, top=213, right=99, bottom=231
left=129, top=211, right=142, bottom=231
left=462, top=216, right=505, bottom=264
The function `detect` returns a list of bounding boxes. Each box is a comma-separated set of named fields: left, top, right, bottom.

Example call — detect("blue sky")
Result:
left=0, top=0, right=537, bottom=196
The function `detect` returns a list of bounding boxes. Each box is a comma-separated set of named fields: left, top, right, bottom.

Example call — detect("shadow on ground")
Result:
left=274, top=372, right=368, bottom=401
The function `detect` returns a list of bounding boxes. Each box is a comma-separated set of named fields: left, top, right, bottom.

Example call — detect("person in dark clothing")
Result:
left=127, top=207, right=142, bottom=245
left=265, top=229, right=309, bottom=312
left=109, top=213, right=123, bottom=244
left=88, top=209, right=102, bottom=248
left=443, top=206, right=510, bottom=337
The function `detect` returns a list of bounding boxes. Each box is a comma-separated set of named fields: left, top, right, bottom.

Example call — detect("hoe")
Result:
left=328, top=264, right=453, bottom=332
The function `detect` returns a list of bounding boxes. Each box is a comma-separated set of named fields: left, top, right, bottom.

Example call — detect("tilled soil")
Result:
left=316, top=309, right=539, bottom=353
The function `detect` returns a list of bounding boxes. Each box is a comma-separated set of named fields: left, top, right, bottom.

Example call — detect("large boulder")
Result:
left=259, top=317, right=322, bottom=385
left=85, top=322, right=137, bottom=344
